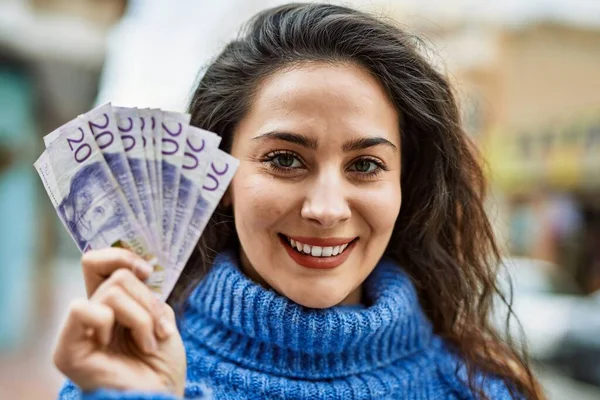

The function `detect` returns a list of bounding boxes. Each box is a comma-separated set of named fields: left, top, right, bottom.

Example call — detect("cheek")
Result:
left=231, top=169, right=290, bottom=234
left=355, top=181, right=401, bottom=235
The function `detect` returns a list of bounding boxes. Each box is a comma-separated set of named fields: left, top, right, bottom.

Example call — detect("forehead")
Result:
left=240, top=62, right=400, bottom=143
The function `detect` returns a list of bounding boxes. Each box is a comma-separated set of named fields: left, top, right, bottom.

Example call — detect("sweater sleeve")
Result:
left=57, top=380, right=180, bottom=400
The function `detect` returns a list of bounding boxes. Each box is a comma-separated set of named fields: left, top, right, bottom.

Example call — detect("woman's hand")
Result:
left=52, top=248, right=187, bottom=396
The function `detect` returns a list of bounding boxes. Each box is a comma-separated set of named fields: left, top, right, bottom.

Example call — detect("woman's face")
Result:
left=228, top=63, right=402, bottom=308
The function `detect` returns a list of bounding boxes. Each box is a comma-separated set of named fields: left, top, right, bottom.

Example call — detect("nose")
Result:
left=78, top=211, right=91, bottom=232
left=300, top=172, right=351, bottom=229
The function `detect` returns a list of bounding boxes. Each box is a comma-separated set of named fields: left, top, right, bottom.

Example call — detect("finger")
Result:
left=94, top=268, right=167, bottom=340
left=156, top=303, right=178, bottom=340
left=61, top=299, right=115, bottom=345
left=95, top=268, right=160, bottom=316
left=81, top=248, right=155, bottom=297
left=94, top=286, right=158, bottom=354
left=54, top=299, right=115, bottom=372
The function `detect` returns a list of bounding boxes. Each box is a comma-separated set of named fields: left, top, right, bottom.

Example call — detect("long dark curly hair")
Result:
left=170, top=3, right=543, bottom=399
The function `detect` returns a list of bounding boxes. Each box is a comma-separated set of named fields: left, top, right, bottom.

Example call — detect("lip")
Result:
left=285, top=235, right=356, bottom=247
left=278, top=234, right=358, bottom=270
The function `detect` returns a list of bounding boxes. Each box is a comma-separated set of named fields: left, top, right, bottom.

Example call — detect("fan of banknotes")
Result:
left=34, top=104, right=239, bottom=301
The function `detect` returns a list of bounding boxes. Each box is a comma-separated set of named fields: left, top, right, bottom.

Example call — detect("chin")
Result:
left=282, top=285, right=350, bottom=309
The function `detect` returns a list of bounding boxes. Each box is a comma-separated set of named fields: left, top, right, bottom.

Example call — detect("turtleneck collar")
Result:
left=181, top=251, right=433, bottom=380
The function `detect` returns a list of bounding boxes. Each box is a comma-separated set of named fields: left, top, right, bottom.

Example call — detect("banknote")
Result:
left=43, top=120, right=165, bottom=295
left=44, top=104, right=145, bottom=233
left=145, top=109, right=160, bottom=205
left=167, top=126, right=221, bottom=270
left=163, top=149, right=238, bottom=296
left=36, top=104, right=239, bottom=301
left=79, top=105, right=148, bottom=240
left=43, top=118, right=77, bottom=147
left=139, top=108, right=161, bottom=240
left=150, top=109, right=164, bottom=221
left=34, top=151, right=80, bottom=249
left=114, top=107, right=162, bottom=259
left=160, top=111, right=191, bottom=260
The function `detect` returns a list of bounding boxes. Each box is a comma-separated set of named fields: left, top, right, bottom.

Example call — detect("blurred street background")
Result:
left=0, top=0, right=599, bottom=398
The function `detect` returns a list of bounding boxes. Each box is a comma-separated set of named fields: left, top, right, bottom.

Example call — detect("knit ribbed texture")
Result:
left=183, top=251, right=433, bottom=380
left=58, top=251, right=517, bottom=399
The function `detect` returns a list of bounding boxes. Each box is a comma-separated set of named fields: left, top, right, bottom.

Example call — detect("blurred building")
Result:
left=482, top=23, right=600, bottom=294
left=0, top=1, right=125, bottom=397
left=392, top=14, right=600, bottom=294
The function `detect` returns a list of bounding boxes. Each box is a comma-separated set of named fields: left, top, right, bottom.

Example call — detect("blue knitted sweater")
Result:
left=58, top=251, right=517, bottom=399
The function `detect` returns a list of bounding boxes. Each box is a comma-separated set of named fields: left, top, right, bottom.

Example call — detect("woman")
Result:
left=54, top=3, right=543, bottom=399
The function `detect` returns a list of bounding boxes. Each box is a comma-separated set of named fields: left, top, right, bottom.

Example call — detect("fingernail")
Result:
left=133, top=259, right=154, bottom=276
left=158, top=317, right=175, bottom=338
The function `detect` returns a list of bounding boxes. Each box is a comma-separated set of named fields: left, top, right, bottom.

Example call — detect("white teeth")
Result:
left=311, top=246, right=322, bottom=257
left=286, top=236, right=353, bottom=257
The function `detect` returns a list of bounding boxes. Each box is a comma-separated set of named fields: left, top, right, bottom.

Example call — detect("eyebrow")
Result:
left=252, top=131, right=318, bottom=150
left=252, top=131, right=398, bottom=152
left=342, top=137, right=397, bottom=152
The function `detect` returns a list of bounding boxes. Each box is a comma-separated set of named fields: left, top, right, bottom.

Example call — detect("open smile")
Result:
left=278, top=233, right=358, bottom=269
